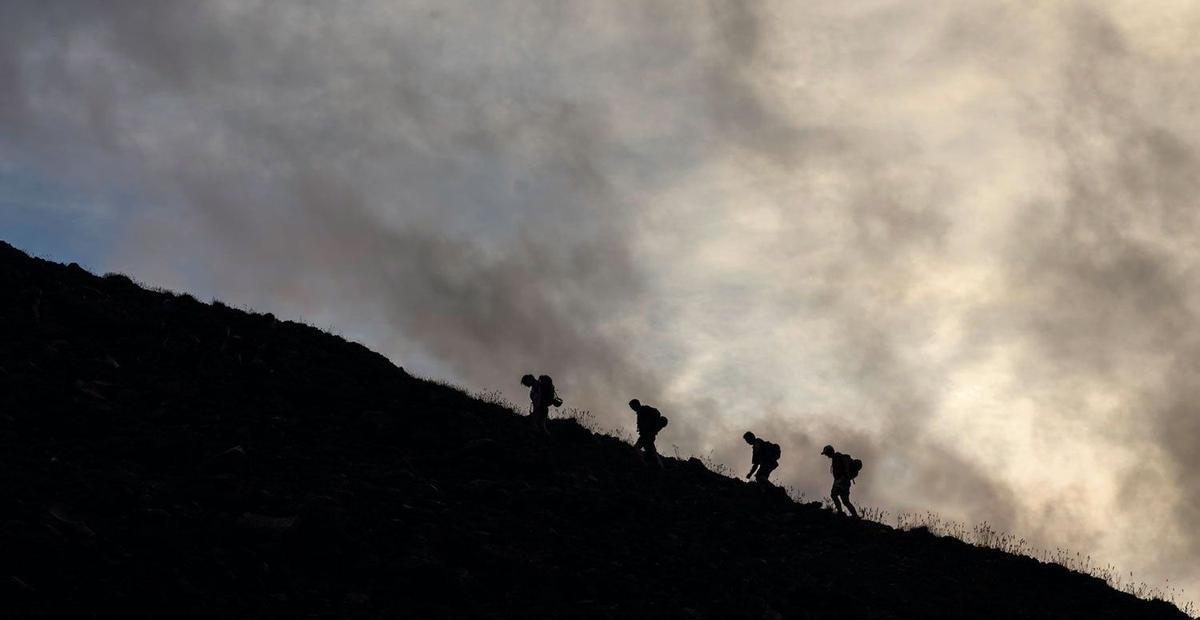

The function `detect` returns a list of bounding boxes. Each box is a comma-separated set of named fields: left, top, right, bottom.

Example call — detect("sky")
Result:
left=3, top=0, right=1199, bottom=603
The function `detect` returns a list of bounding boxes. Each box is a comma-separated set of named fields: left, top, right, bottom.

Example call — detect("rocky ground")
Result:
left=0, top=240, right=1189, bottom=619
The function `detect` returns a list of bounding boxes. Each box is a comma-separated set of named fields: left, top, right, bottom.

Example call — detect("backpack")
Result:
left=762, top=441, right=781, bottom=462
left=635, top=406, right=665, bottom=433
left=847, top=456, right=863, bottom=480
left=537, top=375, right=559, bottom=407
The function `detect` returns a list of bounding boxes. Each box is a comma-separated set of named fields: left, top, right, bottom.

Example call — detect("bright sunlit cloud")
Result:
left=2, top=0, right=1198, bottom=602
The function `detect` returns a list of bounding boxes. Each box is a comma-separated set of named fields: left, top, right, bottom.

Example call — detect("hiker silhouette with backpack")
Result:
left=821, top=444, right=861, bottom=518
left=743, top=432, right=781, bottom=485
left=520, top=373, right=562, bottom=435
left=628, top=399, right=668, bottom=468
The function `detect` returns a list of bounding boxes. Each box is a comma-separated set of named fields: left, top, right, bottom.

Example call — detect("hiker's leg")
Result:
left=533, top=405, right=550, bottom=434
left=757, top=461, right=777, bottom=484
left=647, top=438, right=663, bottom=468
left=830, top=484, right=845, bottom=514
left=843, top=492, right=858, bottom=518
left=633, top=436, right=651, bottom=465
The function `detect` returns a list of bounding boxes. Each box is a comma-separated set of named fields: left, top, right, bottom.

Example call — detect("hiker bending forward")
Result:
left=822, top=444, right=859, bottom=518
left=743, top=432, right=780, bottom=485
left=521, top=374, right=562, bottom=435
left=629, top=399, right=668, bottom=468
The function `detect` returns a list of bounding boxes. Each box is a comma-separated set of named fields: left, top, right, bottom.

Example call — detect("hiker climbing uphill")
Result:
left=521, top=373, right=562, bottom=435
left=743, top=432, right=781, bottom=485
left=628, top=399, right=668, bottom=468
left=821, top=444, right=861, bottom=518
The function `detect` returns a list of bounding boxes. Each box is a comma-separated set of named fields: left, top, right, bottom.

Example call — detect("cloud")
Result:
left=2, top=0, right=1199, bottom=601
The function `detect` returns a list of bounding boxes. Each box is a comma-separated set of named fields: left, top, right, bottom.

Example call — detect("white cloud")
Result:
left=3, top=0, right=1198, bottom=602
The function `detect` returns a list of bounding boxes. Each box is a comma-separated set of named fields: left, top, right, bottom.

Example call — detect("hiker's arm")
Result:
left=746, top=462, right=758, bottom=479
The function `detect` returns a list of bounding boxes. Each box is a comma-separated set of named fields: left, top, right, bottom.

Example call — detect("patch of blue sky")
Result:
left=0, top=155, right=120, bottom=272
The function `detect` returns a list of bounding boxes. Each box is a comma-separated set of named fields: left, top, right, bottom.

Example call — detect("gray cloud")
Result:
left=3, top=0, right=1199, bottom=604
left=987, top=3, right=1200, bottom=572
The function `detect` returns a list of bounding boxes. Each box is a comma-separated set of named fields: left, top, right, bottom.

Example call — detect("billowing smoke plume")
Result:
left=3, top=0, right=1199, bottom=599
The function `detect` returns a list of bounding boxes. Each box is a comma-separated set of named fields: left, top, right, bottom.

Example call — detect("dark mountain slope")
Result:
left=0, top=240, right=1187, bottom=619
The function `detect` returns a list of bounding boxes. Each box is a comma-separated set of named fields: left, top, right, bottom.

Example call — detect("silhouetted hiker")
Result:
left=629, top=399, right=668, bottom=468
left=821, top=444, right=861, bottom=518
left=521, top=373, right=562, bottom=435
left=743, top=432, right=781, bottom=485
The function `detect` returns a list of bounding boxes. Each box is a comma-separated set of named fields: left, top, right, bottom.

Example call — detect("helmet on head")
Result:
left=821, top=445, right=835, bottom=456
